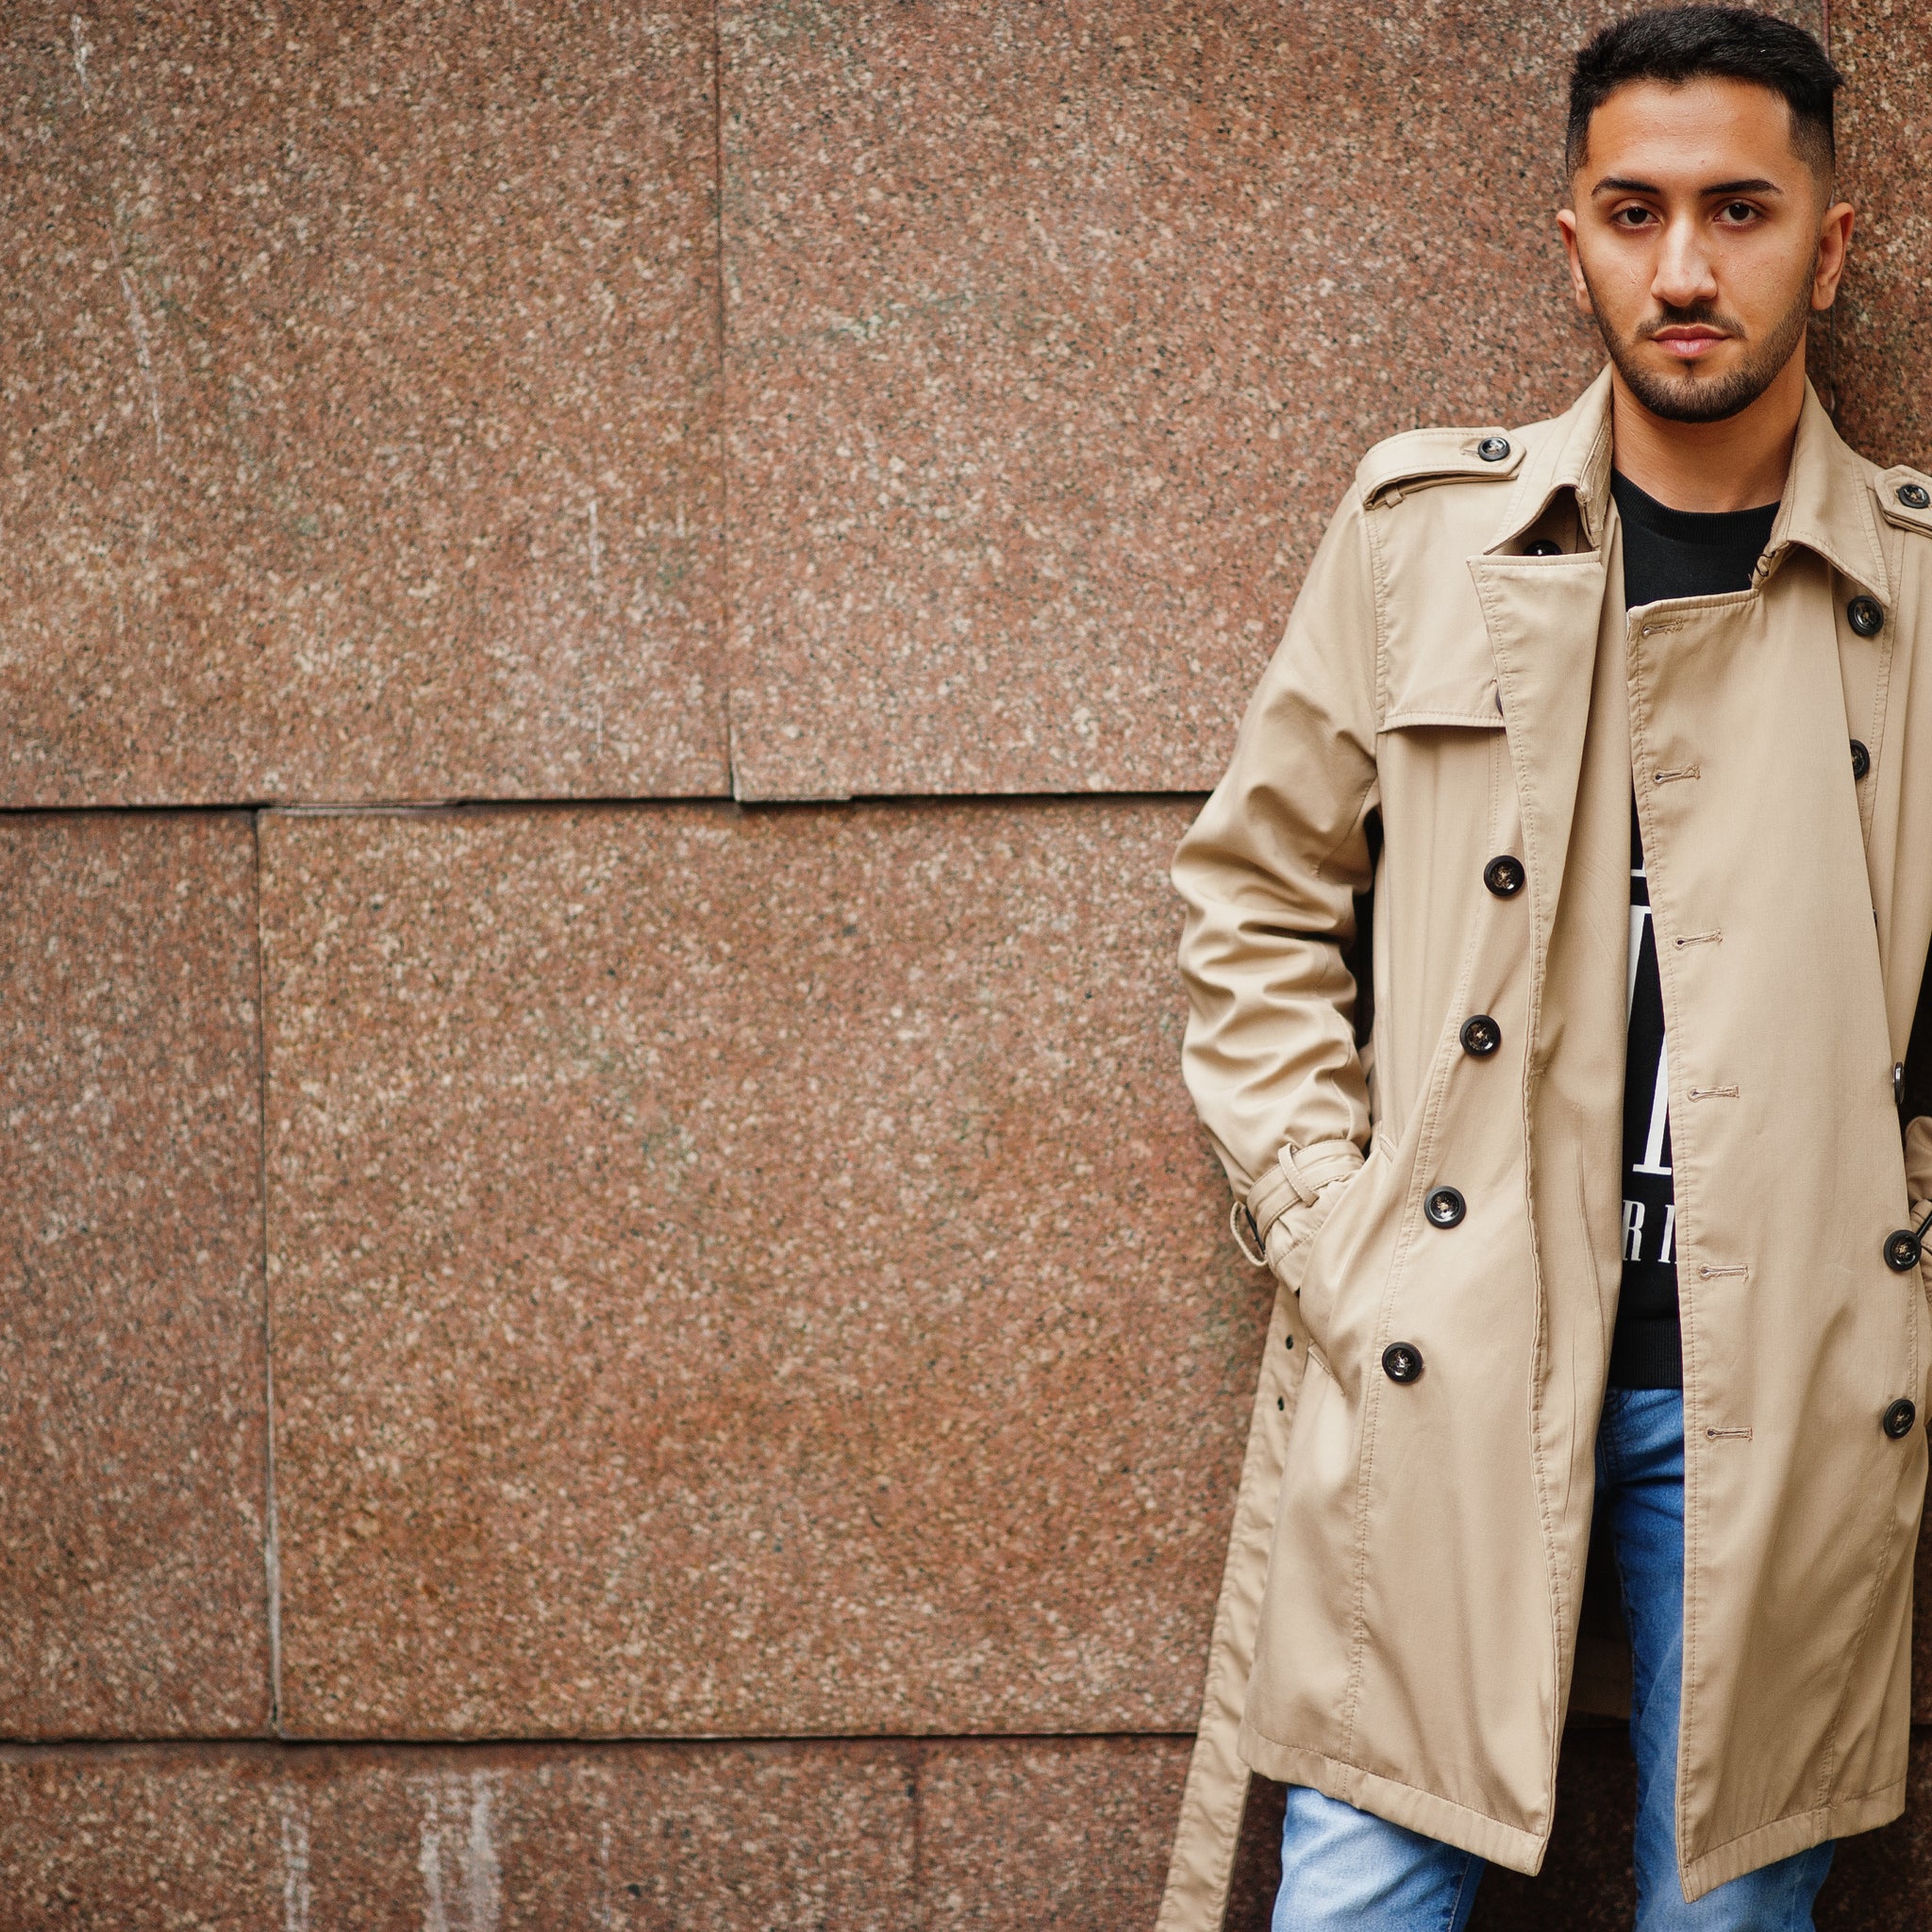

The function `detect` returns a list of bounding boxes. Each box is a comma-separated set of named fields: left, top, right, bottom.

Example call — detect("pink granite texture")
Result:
left=0, top=814, right=271, bottom=1737
left=1833, top=0, right=1932, bottom=470
left=0, top=1740, right=918, bottom=1928
left=258, top=800, right=1267, bottom=1738
left=0, top=0, right=724, bottom=807
left=718, top=0, right=1822, bottom=800
left=920, top=1735, right=1189, bottom=1928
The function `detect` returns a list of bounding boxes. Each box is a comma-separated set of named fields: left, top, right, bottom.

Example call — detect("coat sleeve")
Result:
left=1171, top=485, right=1381, bottom=1284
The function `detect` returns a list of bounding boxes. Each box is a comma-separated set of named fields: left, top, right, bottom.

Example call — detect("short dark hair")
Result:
left=1567, top=7, right=1842, bottom=180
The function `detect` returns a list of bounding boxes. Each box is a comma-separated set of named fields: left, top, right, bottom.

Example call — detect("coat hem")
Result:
left=1237, top=1724, right=1549, bottom=1875
left=1678, top=1777, right=1907, bottom=1902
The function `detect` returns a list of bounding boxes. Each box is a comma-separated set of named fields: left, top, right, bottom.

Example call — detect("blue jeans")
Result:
left=1273, top=1388, right=1835, bottom=1930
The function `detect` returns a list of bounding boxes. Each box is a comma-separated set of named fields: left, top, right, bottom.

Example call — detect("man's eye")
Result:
left=1614, top=207, right=1655, bottom=227
left=1721, top=201, right=1758, bottom=223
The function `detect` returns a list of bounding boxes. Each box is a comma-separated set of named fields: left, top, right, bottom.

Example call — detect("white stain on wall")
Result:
left=117, top=266, right=163, bottom=455
left=413, top=1772, right=505, bottom=1932
left=275, top=1792, right=312, bottom=1932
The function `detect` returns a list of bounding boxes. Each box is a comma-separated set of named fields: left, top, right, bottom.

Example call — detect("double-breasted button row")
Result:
left=1392, top=852, right=1526, bottom=1384
left=1881, top=1207, right=1926, bottom=1439
left=1413, top=861, right=1524, bottom=1288
left=1851, top=740, right=1872, bottom=780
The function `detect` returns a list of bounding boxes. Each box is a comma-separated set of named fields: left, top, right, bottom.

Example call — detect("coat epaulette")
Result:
left=1355, top=425, right=1527, bottom=506
left=1874, top=463, right=1932, bottom=538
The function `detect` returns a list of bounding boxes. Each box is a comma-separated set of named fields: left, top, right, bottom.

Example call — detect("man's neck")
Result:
left=1607, top=350, right=1807, bottom=513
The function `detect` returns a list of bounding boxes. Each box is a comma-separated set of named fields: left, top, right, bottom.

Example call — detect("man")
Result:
left=1157, top=9, right=1932, bottom=1929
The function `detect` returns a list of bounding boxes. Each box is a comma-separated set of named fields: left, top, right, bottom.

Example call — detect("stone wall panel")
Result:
left=258, top=800, right=1265, bottom=1737
left=0, top=813, right=270, bottom=1737
left=1831, top=0, right=1932, bottom=471
left=720, top=0, right=1820, bottom=800
left=920, top=1736, right=1189, bottom=1928
left=0, top=1740, right=916, bottom=1929
left=0, top=0, right=724, bottom=807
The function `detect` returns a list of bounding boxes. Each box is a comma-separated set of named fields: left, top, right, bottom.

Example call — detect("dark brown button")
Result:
left=1851, top=740, right=1871, bottom=780
left=1484, top=855, right=1525, bottom=898
left=1898, top=483, right=1931, bottom=510
left=1459, top=1014, right=1502, bottom=1057
left=1382, top=1341, right=1424, bottom=1383
left=1477, top=436, right=1510, bottom=462
left=1524, top=540, right=1561, bottom=557
left=1884, top=1229, right=1922, bottom=1273
left=1883, top=1398, right=1918, bottom=1440
left=1848, top=596, right=1884, bottom=638
left=1424, top=1186, right=1466, bottom=1228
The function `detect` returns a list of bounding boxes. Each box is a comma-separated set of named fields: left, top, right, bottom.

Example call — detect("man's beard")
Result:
left=1585, top=258, right=1817, bottom=424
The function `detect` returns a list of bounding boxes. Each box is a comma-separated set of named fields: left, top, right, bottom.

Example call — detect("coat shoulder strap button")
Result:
left=1851, top=739, right=1872, bottom=780
left=1424, top=1186, right=1466, bottom=1228
left=1476, top=436, right=1511, bottom=462
left=1848, top=595, right=1885, bottom=637
left=1878, top=473, right=1932, bottom=532
left=1524, top=539, right=1562, bottom=556
left=1884, top=1228, right=1922, bottom=1273
left=1382, top=1341, right=1424, bottom=1383
left=1883, top=1398, right=1918, bottom=1440
left=1483, top=855, right=1525, bottom=897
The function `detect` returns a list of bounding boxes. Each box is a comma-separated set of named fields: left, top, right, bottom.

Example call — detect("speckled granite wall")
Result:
left=6, top=0, right=1931, bottom=1924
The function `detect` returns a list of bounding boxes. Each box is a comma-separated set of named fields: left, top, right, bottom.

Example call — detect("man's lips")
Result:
left=1648, top=327, right=1731, bottom=362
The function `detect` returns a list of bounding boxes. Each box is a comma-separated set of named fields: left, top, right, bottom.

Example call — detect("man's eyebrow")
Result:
left=1591, top=175, right=1785, bottom=197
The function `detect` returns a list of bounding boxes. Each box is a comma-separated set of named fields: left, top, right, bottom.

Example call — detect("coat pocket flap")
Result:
left=1380, top=578, right=1508, bottom=729
left=1382, top=674, right=1505, bottom=731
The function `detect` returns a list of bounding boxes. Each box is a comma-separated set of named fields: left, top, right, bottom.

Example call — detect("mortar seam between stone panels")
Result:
left=0, top=1730, right=1209, bottom=1754
left=249, top=807, right=285, bottom=1736
left=909, top=1739, right=926, bottom=1932
left=0, top=791, right=1215, bottom=819
left=710, top=0, right=739, bottom=801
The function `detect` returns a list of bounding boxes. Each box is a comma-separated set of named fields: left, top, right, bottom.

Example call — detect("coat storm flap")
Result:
left=1158, top=369, right=1932, bottom=1924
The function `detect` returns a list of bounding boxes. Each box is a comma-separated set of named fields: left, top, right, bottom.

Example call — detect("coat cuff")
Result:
left=1245, top=1137, right=1366, bottom=1242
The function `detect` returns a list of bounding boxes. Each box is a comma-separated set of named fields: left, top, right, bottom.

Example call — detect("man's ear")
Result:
left=1556, top=207, right=1593, bottom=316
left=1811, top=198, right=1855, bottom=312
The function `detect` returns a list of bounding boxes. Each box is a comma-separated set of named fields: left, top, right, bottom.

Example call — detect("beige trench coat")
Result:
left=1159, top=369, right=1932, bottom=1922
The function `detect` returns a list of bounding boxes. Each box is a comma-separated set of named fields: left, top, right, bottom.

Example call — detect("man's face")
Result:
left=1557, top=76, right=1853, bottom=424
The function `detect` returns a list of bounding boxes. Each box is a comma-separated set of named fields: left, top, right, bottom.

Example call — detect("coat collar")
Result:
left=1486, top=366, right=1615, bottom=557
left=1763, top=381, right=1891, bottom=604
left=1485, top=365, right=1890, bottom=604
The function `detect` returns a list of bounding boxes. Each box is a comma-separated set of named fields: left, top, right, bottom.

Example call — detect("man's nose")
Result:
left=1652, top=211, right=1722, bottom=311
